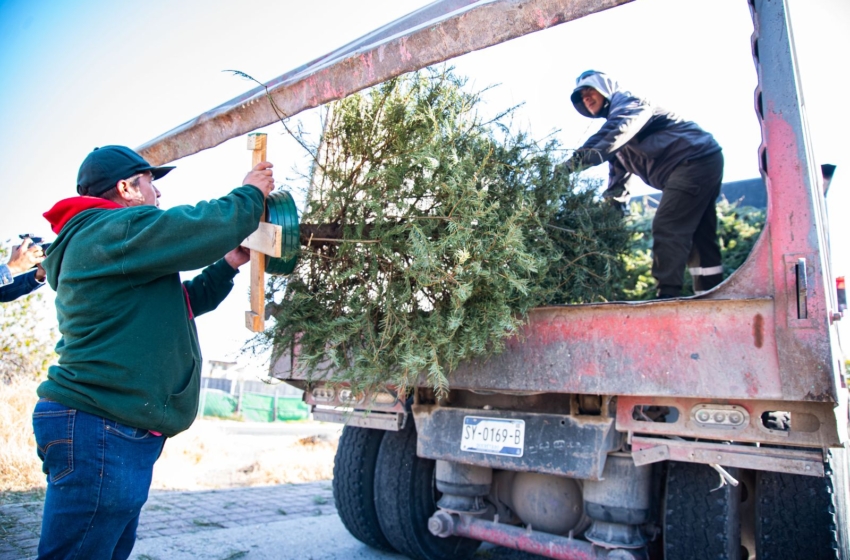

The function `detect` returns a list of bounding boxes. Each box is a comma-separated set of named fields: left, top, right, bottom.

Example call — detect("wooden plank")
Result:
left=248, top=133, right=267, bottom=166
left=245, top=243, right=266, bottom=331
left=246, top=132, right=268, bottom=332
left=242, top=222, right=282, bottom=257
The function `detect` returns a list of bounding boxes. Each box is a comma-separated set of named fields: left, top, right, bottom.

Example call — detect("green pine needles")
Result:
left=259, top=68, right=630, bottom=396
left=615, top=196, right=765, bottom=300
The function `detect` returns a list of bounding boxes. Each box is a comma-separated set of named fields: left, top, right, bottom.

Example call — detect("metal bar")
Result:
left=631, top=435, right=825, bottom=477
left=796, top=257, right=809, bottom=319
left=137, top=0, right=632, bottom=166
left=428, top=512, right=643, bottom=559
left=311, top=408, right=405, bottom=431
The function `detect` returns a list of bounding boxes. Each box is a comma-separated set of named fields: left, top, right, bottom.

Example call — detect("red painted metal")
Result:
left=746, top=0, right=842, bottom=404
left=272, top=298, right=792, bottom=400
left=441, top=298, right=786, bottom=399
left=136, top=0, right=633, bottom=166
left=442, top=514, right=644, bottom=559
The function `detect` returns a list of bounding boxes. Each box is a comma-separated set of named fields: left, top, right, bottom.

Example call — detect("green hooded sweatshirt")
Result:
left=37, top=185, right=265, bottom=436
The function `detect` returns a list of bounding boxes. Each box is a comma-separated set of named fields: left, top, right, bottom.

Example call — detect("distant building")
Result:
left=207, top=360, right=239, bottom=378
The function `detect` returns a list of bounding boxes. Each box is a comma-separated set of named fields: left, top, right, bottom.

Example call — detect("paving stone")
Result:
left=0, top=480, right=338, bottom=555
left=156, top=527, right=186, bottom=537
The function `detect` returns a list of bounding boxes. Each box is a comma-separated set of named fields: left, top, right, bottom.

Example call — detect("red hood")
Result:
left=44, top=197, right=123, bottom=234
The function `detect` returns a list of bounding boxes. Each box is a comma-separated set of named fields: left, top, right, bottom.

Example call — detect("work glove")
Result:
left=601, top=183, right=630, bottom=217
left=553, top=155, right=582, bottom=183
left=604, top=197, right=630, bottom=217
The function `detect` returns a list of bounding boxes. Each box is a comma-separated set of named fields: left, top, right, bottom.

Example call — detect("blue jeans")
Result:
left=32, top=399, right=165, bottom=560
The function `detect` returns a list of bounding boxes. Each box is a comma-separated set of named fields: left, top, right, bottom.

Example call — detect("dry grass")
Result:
left=0, top=377, right=339, bottom=504
left=0, top=377, right=45, bottom=500
left=151, top=420, right=339, bottom=491
left=236, top=434, right=338, bottom=487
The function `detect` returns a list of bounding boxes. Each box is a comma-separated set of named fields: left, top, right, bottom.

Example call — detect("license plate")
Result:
left=460, top=416, right=525, bottom=457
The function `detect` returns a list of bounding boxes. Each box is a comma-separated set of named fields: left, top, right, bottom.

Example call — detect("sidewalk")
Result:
left=0, top=481, right=338, bottom=560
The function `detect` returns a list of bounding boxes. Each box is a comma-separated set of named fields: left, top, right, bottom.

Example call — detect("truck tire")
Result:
left=374, top=424, right=481, bottom=560
left=663, top=461, right=742, bottom=560
left=755, top=446, right=850, bottom=560
left=332, top=426, right=395, bottom=552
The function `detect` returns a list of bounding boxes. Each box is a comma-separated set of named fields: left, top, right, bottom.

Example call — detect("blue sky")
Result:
left=0, top=0, right=847, bottom=369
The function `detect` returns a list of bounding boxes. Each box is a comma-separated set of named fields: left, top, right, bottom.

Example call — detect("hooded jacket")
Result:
left=37, top=185, right=265, bottom=436
left=569, top=71, right=720, bottom=198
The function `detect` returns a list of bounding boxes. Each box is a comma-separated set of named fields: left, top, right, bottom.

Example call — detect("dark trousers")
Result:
left=33, top=399, right=166, bottom=560
left=652, top=151, right=724, bottom=297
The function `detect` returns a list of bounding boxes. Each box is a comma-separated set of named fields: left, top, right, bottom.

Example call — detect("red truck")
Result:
left=140, top=0, right=848, bottom=558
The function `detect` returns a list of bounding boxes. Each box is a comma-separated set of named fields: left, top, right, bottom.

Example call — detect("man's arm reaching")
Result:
left=182, top=247, right=251, bottom=318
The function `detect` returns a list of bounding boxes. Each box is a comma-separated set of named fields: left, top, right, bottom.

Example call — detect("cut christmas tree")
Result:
left=256, top=67, right=631, bottom=398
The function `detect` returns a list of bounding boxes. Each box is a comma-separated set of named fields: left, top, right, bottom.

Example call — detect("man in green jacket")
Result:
left=33, top=145, right=274, bottom=560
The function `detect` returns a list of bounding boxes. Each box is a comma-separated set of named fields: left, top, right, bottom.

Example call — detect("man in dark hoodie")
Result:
left=33, top=145, right=274, bottom=559
left=565, top=70, right=724, bottom=298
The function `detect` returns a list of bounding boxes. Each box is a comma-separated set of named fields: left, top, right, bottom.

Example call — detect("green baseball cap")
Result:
left=76, top=145, right=175, bottom=196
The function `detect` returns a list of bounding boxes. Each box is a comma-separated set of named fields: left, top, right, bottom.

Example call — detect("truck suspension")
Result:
left=427, top=512, right=646, bottom=560
left=583, top=453, right=652, bottom=549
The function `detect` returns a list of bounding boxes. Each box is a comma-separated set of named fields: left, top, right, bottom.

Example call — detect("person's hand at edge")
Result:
left=7, top=238, right=45, bottom=275
left=243, top=162, right=274, bottom=198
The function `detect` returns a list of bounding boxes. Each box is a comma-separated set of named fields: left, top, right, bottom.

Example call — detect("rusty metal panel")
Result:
left=444, top=298, right=785, bottom=399
left=743, top=0, right=841, bottom=402
left=631, top=435, right=825, bottom=477
left=276, top=296, right=833, bottom=404
left=413, top=404, right=621, bottom=480
left=616, top=396, right=843, bottom=448
left=137, top=0, right=632, bottom=166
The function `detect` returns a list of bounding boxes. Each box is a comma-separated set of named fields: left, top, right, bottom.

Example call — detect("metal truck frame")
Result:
left=140, top=0, right=848, bottom=558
